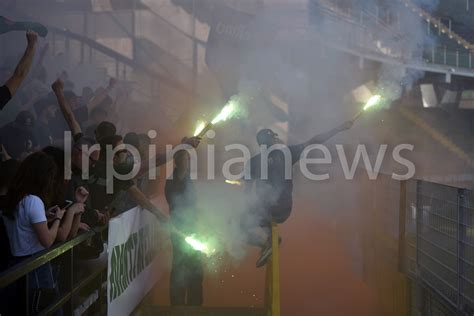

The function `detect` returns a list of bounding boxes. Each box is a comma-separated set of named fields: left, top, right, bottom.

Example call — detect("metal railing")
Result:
left=400, top=179, right=474, bottom=315
left=0, top=226, right=107, bottom=316
left=310, top=0, right=474, bottom=72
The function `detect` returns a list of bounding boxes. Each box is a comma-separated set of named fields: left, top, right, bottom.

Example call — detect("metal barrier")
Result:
left=400, top=180, right=474, bottom=315
left=0, top=226, right=107, bottom=316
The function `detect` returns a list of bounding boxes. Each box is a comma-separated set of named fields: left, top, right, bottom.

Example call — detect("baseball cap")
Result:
left=256, top=128, right=278, bottom=145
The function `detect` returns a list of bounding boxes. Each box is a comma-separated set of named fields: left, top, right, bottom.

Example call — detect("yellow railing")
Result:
left=264, top=221, right=281, bottom=316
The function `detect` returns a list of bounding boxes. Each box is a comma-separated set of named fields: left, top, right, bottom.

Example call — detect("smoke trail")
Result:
left=375, top=0, right=439, bottom=101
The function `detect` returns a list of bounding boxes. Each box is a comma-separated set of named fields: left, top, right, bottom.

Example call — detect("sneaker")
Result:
left=255, top=237, right=282, bottom=268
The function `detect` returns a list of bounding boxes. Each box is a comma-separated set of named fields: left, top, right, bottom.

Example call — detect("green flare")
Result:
left=185, top=235, right=211, bottom=255
left=211, top=100, right=236, bottom=124
left=193, top=120, right=206, bottom=137
left=363, top=95, right=382, bottom=111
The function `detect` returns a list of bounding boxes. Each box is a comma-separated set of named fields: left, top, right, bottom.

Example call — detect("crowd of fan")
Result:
left=0, top=31, right=194, bottom=314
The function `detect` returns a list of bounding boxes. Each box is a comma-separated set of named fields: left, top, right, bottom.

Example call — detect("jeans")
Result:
left=1, top=256, right=62, bottom=316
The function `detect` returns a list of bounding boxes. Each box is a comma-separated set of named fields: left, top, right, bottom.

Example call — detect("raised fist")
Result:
left=26, top=30, right=38, bottom=46
left=52, top=78, right=64, bottom=93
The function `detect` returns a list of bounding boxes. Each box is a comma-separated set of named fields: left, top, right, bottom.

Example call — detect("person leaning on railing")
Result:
left=42, top=146, right=87, bottom=242
left=0, top=151, right=79, bottom=312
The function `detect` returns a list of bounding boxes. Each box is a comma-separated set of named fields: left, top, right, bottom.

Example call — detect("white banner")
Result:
left=107, top=207, right=161, bottom=316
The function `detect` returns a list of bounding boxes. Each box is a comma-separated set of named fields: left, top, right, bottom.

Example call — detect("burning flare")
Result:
left=193, top=99, right=238, bottom=138
left=225, top=179, right=242, bottom=186
left=193, top=120, right=206, bottom=137
left=363, top=95, right=382, bottom=111
left=211, top=100, right=236, bottom=124
left=185, top=235, right=214, bottom=256
left=352, top=94, right=383, bottom=122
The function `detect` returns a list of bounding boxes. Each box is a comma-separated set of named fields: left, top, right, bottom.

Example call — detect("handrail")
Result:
left=313, top=0, right=474, bottom=71
left=0, top=225, right=106, bottom=289
left=397, top=0, right=473, bottom=50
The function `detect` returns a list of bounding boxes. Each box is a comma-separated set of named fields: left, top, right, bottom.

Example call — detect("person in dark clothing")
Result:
left=87, top=134, right=136, bottom=213
left=65, top=136, right=104, bottom=228
left=0, top=31, right=38, bottom=111
left=52, top=77, right=197, bottom=221
left=94, top=120, right=116, bottom=144
left=165, top=146, right=203, bottom=306
left=0, top=158, right=21, bottom=271
left=83, top=132, right=167, bottom=220
left=80, top=86, right=94, bottom=107
left=245, top=122, right=353, bottom=267
left=33, top=96, right=56, bottom=147
left=112, top=132, right=149, bottom=213
left=0, top=110, right=37, bottom=159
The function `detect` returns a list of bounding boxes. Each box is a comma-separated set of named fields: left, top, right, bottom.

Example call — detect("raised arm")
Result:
left=302, top=120, right=353, bottom=147
left=31, top=42, right=49, bottom=79
left=3, top=31, right=37, bottom=99
left=127, top=184, right=168, bottom=222
left=87, top=78, right=116, bottom=111
left=52, top=78, right=82, bottom=137
left=136, top=137, right=201, bottom=179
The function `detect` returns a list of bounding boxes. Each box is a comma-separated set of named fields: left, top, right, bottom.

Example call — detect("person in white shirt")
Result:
left=1, top=151, right=83, bottom=314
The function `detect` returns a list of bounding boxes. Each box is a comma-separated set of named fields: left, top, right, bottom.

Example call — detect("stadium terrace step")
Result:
left=136, top=305, right=266, bottom=316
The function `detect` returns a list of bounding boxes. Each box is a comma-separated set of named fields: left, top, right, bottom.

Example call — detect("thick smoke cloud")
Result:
left=181, top=0, right=440, bottom=263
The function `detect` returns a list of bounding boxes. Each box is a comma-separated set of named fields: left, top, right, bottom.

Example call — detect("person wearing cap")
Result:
left=0, top=31, right=38, bottom=111
left=244, top=121, right=353, bottom=267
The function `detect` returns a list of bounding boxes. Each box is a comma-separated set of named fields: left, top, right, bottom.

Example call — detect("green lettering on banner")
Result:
left=109, top=219, right=161, bottom=303
left=109, top=246, right=118, bottom=301
left=132, top=233, right=139, bottom=280
left=123, top=236, right=130, bottom=288
left=123, top=239, right=131, bottom=292
left=118, top=244, right=126, bottom=298
left=138, top=227, right=145, bottom=273
left=142, top=226, right=150, bottom=266
left=112, top=244, right=123, bottom=300
left=126, top=233, right=137, bottom=283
